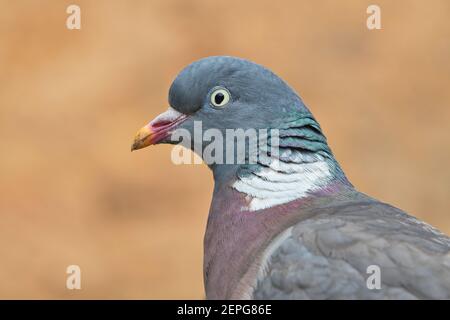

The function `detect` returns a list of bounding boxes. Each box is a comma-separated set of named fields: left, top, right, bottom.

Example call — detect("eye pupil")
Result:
left=210, top=88, right=230, bottom=107
left=214, top=93, right=225, bottom=105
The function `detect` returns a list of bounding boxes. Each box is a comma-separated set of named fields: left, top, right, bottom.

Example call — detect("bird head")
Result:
left=131, top=56, right=312, bottom=150
left=131, top=55, right=347, bottom=186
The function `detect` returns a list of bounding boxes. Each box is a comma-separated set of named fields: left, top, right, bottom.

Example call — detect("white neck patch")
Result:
left=232, top=157, right=332, bottom=211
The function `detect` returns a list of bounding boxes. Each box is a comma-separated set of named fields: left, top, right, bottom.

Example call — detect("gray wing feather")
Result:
left=253, top=200, right=450, bottom=299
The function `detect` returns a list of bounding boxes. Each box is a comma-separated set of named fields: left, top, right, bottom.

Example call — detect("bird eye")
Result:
left=210, top=88, right=230, bottom=108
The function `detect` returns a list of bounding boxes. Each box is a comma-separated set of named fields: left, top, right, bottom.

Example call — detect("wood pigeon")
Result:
left=131, top=56, right=450, bottom=299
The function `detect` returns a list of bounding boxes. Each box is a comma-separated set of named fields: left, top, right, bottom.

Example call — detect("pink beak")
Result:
left=131, top=107, right=188, bottom=151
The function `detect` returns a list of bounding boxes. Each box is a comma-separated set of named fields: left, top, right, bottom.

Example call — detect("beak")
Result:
left=131, top=107, right=188, bottom=151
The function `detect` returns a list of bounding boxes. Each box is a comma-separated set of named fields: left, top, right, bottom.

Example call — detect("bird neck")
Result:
left=204, top=143, right=352, bottom=298
left=203, top=114, right=353, bottom=298
left=205, top=163, right=352, bottom=298
left=210, top=115, right=352, bottom=211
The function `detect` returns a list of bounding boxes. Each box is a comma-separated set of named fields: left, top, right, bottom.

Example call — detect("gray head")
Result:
left=168, top=56, right=310, bottom=126
left=132, top=56, right=348, bottom=185
left=132, top=56, right=314, bottom=143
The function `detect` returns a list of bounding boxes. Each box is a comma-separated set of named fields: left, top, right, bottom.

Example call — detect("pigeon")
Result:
left=131, top=56, right=450, bottom=299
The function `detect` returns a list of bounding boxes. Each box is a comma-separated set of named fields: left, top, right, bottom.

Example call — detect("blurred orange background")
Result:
left=0, top=0, right=449, bottom=299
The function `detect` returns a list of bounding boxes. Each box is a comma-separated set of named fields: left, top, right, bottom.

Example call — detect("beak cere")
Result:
left=131, top=107, right=188, bottom=151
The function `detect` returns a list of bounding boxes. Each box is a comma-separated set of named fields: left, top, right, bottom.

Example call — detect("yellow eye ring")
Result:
left=210, top=88, right=230, bottom=108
